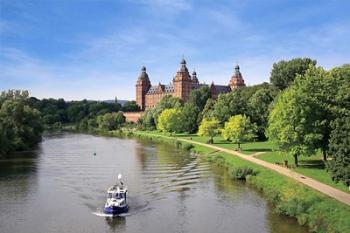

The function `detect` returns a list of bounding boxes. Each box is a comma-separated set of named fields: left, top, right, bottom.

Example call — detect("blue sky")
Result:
left=1, top=0, right=349, bottom=100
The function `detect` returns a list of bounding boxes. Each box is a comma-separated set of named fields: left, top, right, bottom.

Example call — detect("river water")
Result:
left=0, top=133, right=308, bottom=233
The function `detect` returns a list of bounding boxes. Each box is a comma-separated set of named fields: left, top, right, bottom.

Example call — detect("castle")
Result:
left=136, top=58, right=245, bottom=111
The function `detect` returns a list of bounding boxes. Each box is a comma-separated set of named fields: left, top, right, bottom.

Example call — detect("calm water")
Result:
left=0, top=133, right=308, bottom=233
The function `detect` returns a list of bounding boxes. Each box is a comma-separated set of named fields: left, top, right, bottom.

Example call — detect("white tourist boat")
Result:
left=103, top=174, right=128, bottom=215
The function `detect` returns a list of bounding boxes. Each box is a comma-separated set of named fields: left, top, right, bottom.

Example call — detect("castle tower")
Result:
left=173, top=58, right=193, bottom=101
left=229, top=65, right=245, bottom=90
left=191, top=70, right=199, bottom=84
left=136, top=66, right=151, bottom=111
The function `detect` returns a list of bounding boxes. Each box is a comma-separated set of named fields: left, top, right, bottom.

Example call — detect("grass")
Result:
left=256, top=151, right=349, bottom=193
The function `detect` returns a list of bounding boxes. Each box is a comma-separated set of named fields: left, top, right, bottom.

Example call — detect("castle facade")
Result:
left=136, top=58, right=245, bottom=111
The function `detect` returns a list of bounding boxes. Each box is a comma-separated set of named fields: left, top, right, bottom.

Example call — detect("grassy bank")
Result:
left=130, top=130, right=350, bottom=233
left=146, top=133, right=349, bottom=193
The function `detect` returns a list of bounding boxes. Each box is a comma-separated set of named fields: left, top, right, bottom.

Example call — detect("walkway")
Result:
left=177, top=137, right=350, bottom=206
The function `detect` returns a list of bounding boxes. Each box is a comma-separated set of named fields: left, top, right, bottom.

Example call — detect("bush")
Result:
left=229, top=166, right=259, bottom=180
left=175, top=140, right=182, bottom=148
left=182, top=143, right=194, bottom=151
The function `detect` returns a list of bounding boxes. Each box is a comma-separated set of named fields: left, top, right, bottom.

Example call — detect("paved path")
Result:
left=176, top=137, right=350, bottom=206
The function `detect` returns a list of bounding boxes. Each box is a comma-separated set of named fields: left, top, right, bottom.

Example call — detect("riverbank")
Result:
left=125, top=130, right=349, bottom=233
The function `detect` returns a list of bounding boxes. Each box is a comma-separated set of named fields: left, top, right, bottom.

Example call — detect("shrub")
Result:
left=229, top=166, right=259, bottom=180
left=182, top=143, right=194, bottom=151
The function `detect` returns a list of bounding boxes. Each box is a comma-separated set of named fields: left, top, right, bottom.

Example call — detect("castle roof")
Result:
left=138, top=66, right=150, bottom=81
left=146, top=83, right=174, bottom=94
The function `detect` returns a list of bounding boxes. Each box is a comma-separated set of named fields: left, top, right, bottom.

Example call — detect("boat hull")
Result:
left=104, top=205, right=129, bottom=215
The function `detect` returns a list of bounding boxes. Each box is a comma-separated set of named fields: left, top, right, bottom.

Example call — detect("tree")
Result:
left=270, top=58, right=316, bottom=90
left=222, top=115, right=257, bottom=150
left=247, top=87, right=275, bottom=140
left=181, top=102, right=200, bottom=133
left=122, top=101, right=140, bottom=112
left=266, top=74, right=323, bottom=166
left=139, top=108, right=157, bottom=130
left=212, top=90, right=247, bottom=124
left=326, top=116, right=350, bottom=186
left=201, top=98, right=216, bottom=120
left=188, top=86, right=211, bottom=111
left=154, top=95, right=183, bottom=123
left=97, top=111, right=125, bottom=131
left=0, top=98, right=43, bottom=155
left=198, top=118, right=220, bottom=143
left=157, top=108, right=184, bottom=133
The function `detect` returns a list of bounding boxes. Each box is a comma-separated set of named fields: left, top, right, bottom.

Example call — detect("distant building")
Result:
left=136, top=58, right=245, bottom=111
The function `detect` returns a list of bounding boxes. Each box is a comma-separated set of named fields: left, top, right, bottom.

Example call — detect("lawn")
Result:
left=257, top=151, right=349, bottom=193
left=176, top=134, right=276, bottom=155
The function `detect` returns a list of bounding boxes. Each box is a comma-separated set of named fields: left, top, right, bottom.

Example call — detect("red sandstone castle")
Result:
left=136, top=58, right=245, bottom=111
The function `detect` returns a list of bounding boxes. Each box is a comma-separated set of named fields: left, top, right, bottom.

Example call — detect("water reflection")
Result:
left=105, top=216, right=126, bottom=232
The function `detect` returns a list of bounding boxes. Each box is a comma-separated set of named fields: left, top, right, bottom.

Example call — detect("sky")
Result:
left=1, top=0, right=349, bottom=100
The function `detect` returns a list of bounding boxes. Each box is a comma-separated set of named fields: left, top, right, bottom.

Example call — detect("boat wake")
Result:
left=92, top=211, right=130, bottom=217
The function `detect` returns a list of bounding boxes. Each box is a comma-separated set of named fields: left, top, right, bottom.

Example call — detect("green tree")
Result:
left=198, top=118, right=220, bottom=143
left=0, top=98, right=43, bottom=155
left=266, top=73, right=324, bottom=166
left=270, top=58, right=316, bottom=90
left=247, top=87, right=275, bottom=140
left=181, top=102, right=201, bottom=133
left=97, top=111, right=125, bottom=131
left=157, top=108, right=184, bottom=133
left=154, top=95, right=183, bottom=123
left=326, top=116, right=350, bottom=186
left=212, top=90, right=247, bottom=124
left=222, top=115, right=257, bottom=150
left=122, top=100, right=140, bottom=112
left=188, top=86, right=211, bottom=111
left=139, top=108, right=157, bottom=130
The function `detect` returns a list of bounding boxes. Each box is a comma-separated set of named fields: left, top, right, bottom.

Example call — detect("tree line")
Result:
left=0, top=91, right=140, bottom=156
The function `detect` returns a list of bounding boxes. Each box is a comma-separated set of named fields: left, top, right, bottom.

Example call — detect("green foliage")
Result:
left=157, top=108, right=184, bottom=133
left=96, top=111, right=125, bottom=131
left=139, top=108, right=157, bottom=130
left=229, top=166, right=258, bottom=180
left=180, top=102, right=201, bottom=133
left=327, top=116, right=350, bottom=186
left=267, top=69, right=324, bottom=165
left=247, top=86, right=276, bottom=139
left=198, top=118, right=220, bottom=142
left=122, top=100, right=140, bottom=112
left=212, top=89, right=247, bottom=124
left=187, top=86, right=211, bottom=111
left=270, top=58, right=316, bottom=90
left=0, top=91, right=43, bottom=156
left=221, top=115, right=257, bottom=150
left=201, top=98, right=216, bottom=119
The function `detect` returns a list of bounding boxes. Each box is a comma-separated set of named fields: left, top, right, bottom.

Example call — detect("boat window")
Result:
left=108, top=193, right=112, bottom=198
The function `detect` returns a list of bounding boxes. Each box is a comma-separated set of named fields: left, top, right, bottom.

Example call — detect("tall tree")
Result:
left=266, top=79, right=319, bottom=166
left=157, top=108, right=184, bottom=133
left=212, top=90, right=247, bottom=124
left=180, top=102, right=201, bottom=133
left=198, top=118, right=220, bottom=144
left=122, top=101, right=141, bottom=112
left=222, top=115, right=257, bottom=150
left=270, top=58, right=316, bottom=90
left=188, top=86, right=211, bottom=111
left=247, top=87, right=275, bottom=140
left=326, top=116, right=350, bottom=186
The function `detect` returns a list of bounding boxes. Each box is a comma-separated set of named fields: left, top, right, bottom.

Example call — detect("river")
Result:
left=0, top=133, right=308, bottom=233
